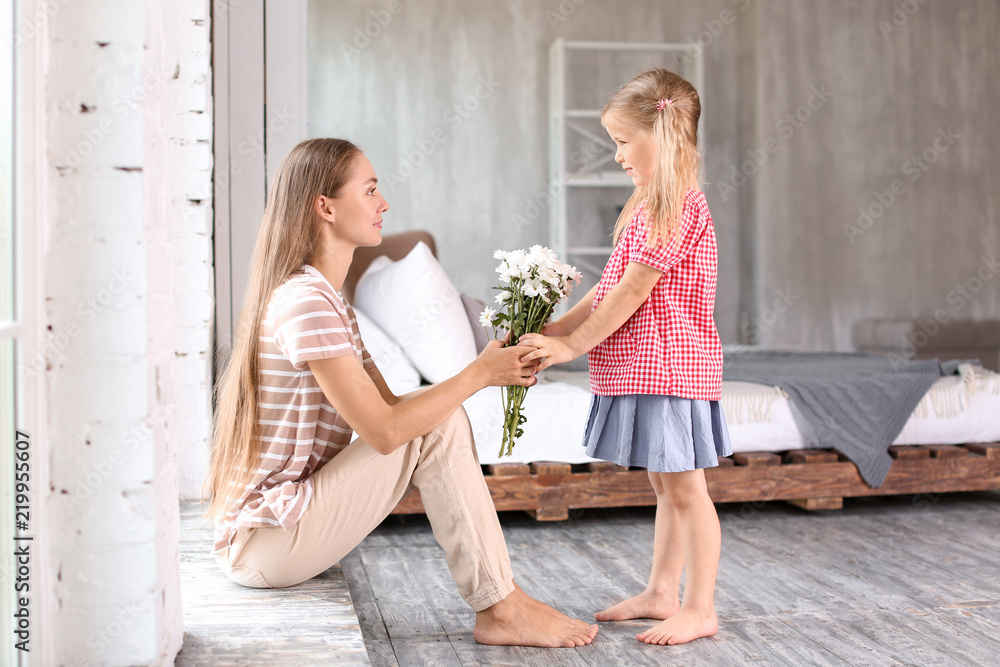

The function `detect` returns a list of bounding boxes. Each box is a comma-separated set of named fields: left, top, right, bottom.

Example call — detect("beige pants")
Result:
left=215, top=407, right=515, bottom=611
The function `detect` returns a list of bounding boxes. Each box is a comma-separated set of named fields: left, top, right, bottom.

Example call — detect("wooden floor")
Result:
left=344, top=491, right=1000, bottom=666
left=175, top=501, right=369, bottom=666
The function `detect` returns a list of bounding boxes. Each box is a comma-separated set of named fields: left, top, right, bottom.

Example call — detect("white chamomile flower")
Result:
left=497, top=266, right=516, bottom=284
left=495, top=292, right=507, bottom=305
left=479, top=306, right=497, bottom=328
left=506, top=249, right=529, bottom=272
left=524, top=278, right=546, bottom=298
left=538, top=267, right=559, bottom=287
left=530, top=245, right=559, bottom=266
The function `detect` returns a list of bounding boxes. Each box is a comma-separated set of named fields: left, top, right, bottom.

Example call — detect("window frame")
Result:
left=6, top=0, right=54, bottom=663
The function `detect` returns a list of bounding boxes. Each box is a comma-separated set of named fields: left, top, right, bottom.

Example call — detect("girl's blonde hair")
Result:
left=602, top=68, right=702, bottom=247
left=202, top=138, right=362, bottom=524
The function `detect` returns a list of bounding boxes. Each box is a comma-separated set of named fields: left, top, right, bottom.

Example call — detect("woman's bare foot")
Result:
left=635, top=607, right=718, bottom=645
left=594, top=589, right=679, bottom=622
left=474, top=585, right=598, bottom=647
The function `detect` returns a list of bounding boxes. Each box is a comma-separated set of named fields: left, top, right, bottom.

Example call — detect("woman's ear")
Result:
left=315, top=194, right=336, bottom=224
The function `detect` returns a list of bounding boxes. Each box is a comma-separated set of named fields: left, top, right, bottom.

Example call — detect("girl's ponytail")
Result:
left=603, top=69, right=702, bottom=248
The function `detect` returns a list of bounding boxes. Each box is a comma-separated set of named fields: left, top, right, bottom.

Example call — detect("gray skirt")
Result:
left=582, top=394, right=733, bottom=473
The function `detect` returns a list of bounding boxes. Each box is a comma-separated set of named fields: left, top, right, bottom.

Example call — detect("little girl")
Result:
left=520, top=69, right=731, bottom=646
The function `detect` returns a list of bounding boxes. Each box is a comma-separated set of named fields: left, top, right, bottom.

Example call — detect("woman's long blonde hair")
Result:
left=202, top=138, right=362, bottom=523
left=603, top=68, right=702, bottom=248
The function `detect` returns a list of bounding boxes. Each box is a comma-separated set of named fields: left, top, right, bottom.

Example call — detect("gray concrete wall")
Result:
left=307, top=0, right=999, bottom=350
left=749, top=0, right=999, bottom=350
left=307, top=0, right=746, bottom=342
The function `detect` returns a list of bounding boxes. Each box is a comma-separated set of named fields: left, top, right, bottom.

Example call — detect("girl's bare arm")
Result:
left=519, top=262, right=662, bottom=370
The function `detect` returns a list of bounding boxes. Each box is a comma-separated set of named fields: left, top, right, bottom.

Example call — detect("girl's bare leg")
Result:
left=595, top=471, right=684, bottom=621
left=636, top=469, right=720, bottom=645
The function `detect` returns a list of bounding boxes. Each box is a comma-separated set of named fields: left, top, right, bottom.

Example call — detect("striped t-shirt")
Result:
left=212, top=264, right=375, bottom=555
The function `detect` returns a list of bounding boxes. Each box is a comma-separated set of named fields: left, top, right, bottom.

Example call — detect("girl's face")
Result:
left=329, top=153, right=389, bottom=247
left=603, top=113, right=657, bottom=187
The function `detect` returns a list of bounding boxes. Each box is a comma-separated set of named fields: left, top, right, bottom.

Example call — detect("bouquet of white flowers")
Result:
left=480, top=246, right=582, bottom=456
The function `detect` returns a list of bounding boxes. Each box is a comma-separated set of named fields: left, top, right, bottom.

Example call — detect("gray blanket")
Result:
left=722, top=349, right=964, bottom=487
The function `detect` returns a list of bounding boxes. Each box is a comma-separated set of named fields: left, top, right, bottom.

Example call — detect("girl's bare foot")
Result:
left=474, top=586, right=598, bottom=647
left=635, top=607, right=718, bottom=645
left=595, top=589, right=679, bottom=622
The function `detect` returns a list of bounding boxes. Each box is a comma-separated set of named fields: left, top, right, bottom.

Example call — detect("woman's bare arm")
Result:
left=366, top=365, right=401, bottom=405
left=310, top=341, right=537, bottom=454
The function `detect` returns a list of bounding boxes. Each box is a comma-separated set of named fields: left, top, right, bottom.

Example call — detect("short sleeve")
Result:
left=345, top=303, right=377, bottom=371
left=361, top=346, right=376, bottom=370
left=272, top=288, right=358, bottom=370
left=627, top=194, right=709, bottom=273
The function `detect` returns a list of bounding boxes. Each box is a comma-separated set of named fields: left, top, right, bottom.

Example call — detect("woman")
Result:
left=204, top=138, right=597, bottom=648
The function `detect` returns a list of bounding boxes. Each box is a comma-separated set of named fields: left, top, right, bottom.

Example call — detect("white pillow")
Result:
left=352, top=307, right=422, bottom=395
left=353, top=242, right=478, bottom=383
left=359, top=255, right=393, bottom=284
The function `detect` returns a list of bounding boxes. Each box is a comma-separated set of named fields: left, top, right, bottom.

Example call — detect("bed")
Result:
left=346, top=232, right=1000, bottom=518
left=463, top=365, right=1000, bottom=465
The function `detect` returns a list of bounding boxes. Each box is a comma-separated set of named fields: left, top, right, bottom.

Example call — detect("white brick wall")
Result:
left=151, top=0, right=214, bottom=503
left=40, top=0, right=213, bottom=663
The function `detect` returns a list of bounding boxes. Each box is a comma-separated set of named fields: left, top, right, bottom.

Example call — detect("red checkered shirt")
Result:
left=588, top=190, right=723, bottom=400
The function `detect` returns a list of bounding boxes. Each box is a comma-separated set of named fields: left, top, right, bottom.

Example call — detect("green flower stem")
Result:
left=494, top=273, right=564, bottom=456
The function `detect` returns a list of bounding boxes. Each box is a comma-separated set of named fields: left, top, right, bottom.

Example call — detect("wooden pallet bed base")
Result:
left=391, top=443, right=1000, bottom=520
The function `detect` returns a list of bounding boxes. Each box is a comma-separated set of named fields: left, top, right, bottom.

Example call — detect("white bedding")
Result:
left=465, top=366, right=1000, bottom=466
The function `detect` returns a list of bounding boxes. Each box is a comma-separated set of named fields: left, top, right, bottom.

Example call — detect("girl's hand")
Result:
left=471, top=340, right=539, bottom=387
left=517, top=333, right=579, bottom=371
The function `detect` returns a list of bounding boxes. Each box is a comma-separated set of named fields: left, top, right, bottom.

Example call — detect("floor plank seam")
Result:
left=177, top=501, right=370, bottom=666
left=342, top=550, right=400, bottom=667
left=340, top=494, right=1000, bottom=667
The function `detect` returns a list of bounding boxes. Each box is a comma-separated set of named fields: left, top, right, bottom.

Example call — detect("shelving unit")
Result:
left=548, top=39, right=704, bottom=303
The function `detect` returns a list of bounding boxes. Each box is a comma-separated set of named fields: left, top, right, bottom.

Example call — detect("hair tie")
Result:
left=656, top=98, right=673, bottom=110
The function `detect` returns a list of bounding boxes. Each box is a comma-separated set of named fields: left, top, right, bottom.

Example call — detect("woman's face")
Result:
left=603, top=113, right=656, bottom=188
left=330, top=153, right=389, bottom=247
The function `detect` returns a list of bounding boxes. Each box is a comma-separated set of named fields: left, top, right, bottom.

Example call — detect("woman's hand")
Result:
left=471, top=340, right=540, bottom=387
left=517, top=334, right=579, bottom=371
